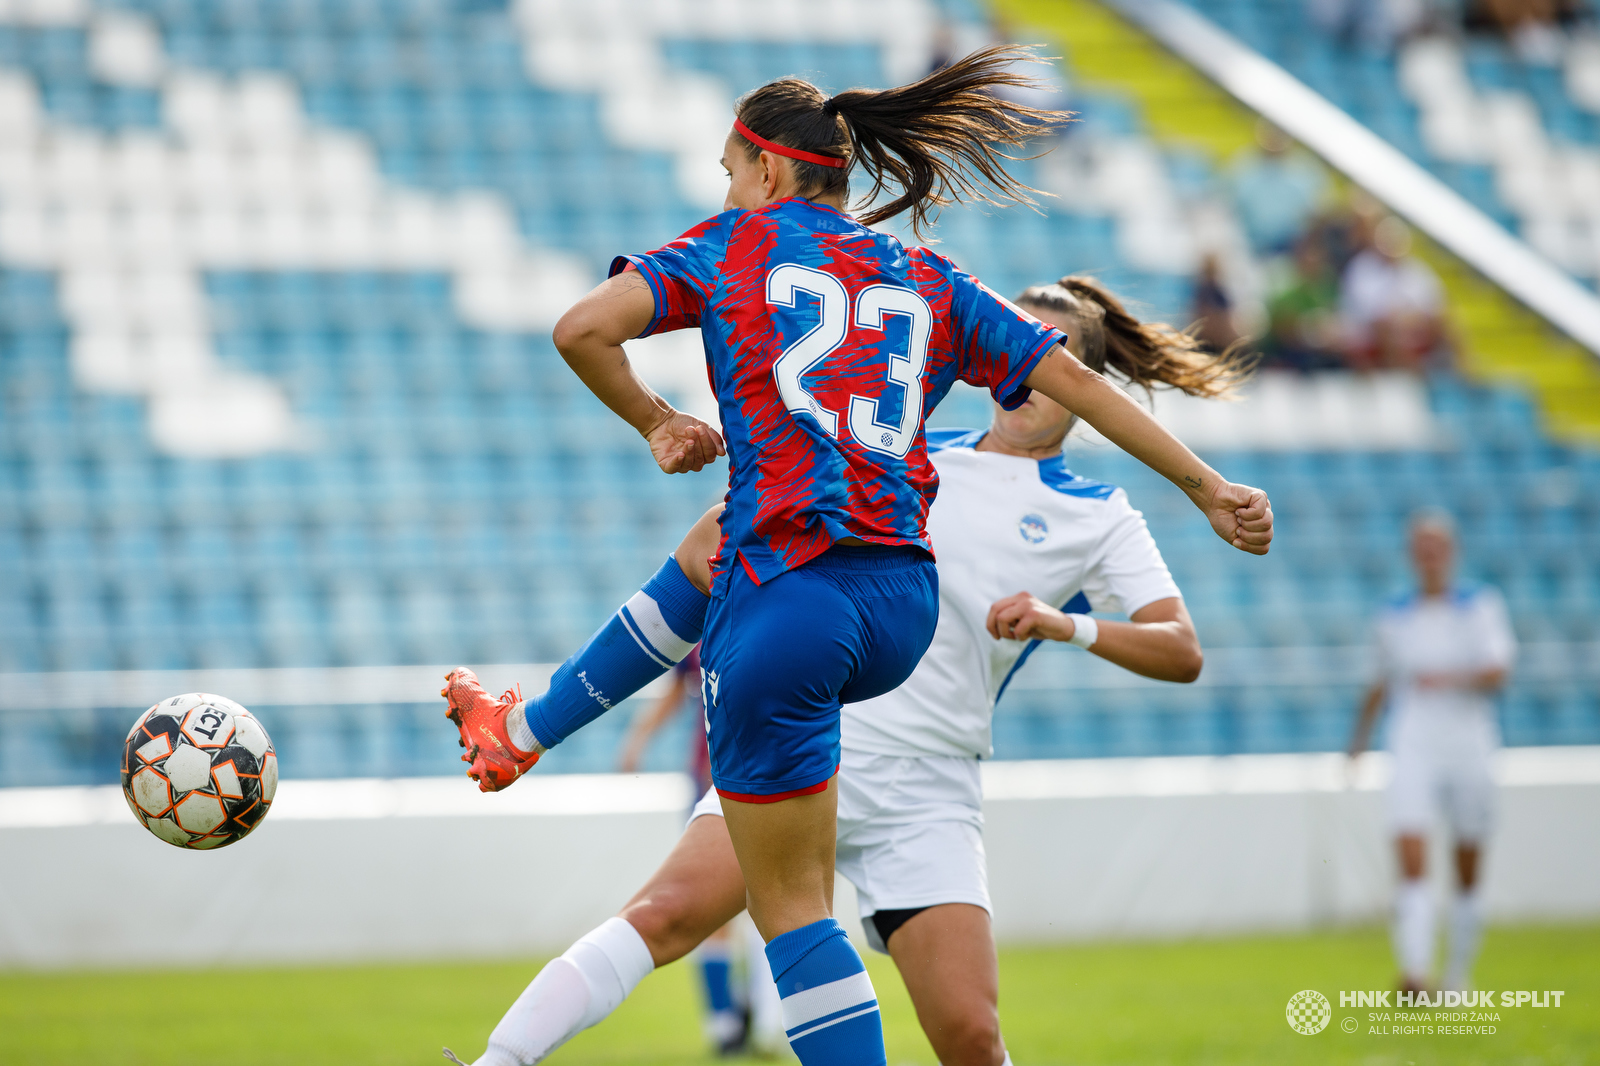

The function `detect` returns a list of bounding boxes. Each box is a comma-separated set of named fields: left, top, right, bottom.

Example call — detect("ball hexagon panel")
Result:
left=146, top=816, right=190, bottom=847
left=162, top=743, right=214, bottom=794
left=210, top=759, right=244, bottom=799
left=134, top=732, right=173, bottom=763
left=174, top=792, right=226, bottom=836
left=261, top=752, right=279, bottom=804
left=232, top=714, right=271, bottom=759
left=130, top=767, right=172, bottom=817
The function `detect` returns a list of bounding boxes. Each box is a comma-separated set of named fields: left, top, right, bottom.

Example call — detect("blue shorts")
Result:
left=699, top=545, right=938, bottom=801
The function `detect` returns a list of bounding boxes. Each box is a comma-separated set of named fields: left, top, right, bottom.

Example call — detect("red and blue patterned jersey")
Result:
left=611, top=197, right=1066, bottom=595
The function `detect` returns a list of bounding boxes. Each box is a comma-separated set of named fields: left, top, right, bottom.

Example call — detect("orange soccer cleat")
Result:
left=442, top=667, right=539, bottom=792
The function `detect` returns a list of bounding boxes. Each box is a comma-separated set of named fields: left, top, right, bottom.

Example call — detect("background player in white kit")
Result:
left=456, top=277, right=1253, bottom=1066
left=1349, top=511, right=1516, bottom=994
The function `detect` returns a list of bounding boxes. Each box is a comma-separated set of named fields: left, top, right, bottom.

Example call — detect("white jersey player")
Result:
left=1350, top=511, right=1515, bottom=994
left=452, top=277, right=1254, bottom=1066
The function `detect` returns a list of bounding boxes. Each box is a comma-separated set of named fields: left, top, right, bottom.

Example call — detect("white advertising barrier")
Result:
left=1, top=748, right=1597, bottom=969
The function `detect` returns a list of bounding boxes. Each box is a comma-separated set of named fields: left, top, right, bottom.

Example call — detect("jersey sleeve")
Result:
left=947, top=267, right=1067, bottom=410
left=608, top=212, right=737, bottom=337
left=1078, top=490, right=1182, bottom=615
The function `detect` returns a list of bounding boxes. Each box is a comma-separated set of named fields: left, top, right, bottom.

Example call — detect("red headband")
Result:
left=733, top=118, right=847, bottom=169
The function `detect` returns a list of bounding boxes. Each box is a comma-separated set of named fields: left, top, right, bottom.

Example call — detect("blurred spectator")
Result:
left=1309, top=0, right=1428, bottom=52
left=1339, top=215, right=1450, bottom=370
left=1468, top=0, right=1576, bottom=64
left=1229, top=121, right=1332, bottom=256
left=1190, top=253, right=1241, bottom=353
left=1262, top=237, right=1345, bottom=371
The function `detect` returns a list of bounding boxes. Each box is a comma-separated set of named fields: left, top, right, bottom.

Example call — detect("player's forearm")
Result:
left=1086, top=618, right=1203, bottom=683
left=556, top=333, right=676, bottom=438
left=1022, top=349, right=1219, bottom=504
left=553, top=272, right=671, bottom=438
left=1349, top=687, right=1385, bottom=755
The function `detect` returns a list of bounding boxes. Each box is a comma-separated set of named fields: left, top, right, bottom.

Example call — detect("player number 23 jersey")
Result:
left=612, top=197, right=1066, bottom=595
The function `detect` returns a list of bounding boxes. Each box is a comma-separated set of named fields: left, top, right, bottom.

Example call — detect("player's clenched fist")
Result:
left=987, top=591, right=1076, bottom=643
left=646, top=410, right=726, bottom=474
left=1201, top=481, right=1273, bottom=555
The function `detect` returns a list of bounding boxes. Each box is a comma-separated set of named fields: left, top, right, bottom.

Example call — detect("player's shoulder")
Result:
left=1035, top=454, right=1121, bottom=502
left=1380, top=590, right=1419, bottom=617
left=906, top=243, right=959, bottom=272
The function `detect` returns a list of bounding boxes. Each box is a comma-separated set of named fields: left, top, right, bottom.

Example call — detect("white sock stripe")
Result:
left=616, top=605, right=674, bottom=670
left=787, top=1003, right=880, bottom=1041
left=621, top=592, right=694, bottom=664
left=778, top=970, right=877, bottom=1028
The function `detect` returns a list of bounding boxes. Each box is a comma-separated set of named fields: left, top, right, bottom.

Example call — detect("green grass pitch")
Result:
left=2, top=924, right=1594, bottom=1065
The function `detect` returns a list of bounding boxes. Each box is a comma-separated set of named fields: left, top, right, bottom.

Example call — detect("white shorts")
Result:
left=689, top=747, right=989, bottom=952
left=1386, top=743, right=1495, bottom=843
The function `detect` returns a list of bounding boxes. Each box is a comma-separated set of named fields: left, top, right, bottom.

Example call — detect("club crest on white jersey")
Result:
left=1018, top=513, right=1049, bottom=544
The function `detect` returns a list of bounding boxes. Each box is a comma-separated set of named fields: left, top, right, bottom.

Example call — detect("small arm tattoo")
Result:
left=1183, top=475, right=1203, bottom=490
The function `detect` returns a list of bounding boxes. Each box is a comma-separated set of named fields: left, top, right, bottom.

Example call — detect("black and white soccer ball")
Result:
left=121, top=693, right=278, bottom=849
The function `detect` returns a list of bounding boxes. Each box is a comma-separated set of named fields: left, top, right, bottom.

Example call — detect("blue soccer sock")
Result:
left=697, top=940, right=743, bottom=1049
left=699, top=944, right=735, bottom=1014
left=511, top=556, right=708, bottom=751
left=765, top=918, right=886, bottom=1066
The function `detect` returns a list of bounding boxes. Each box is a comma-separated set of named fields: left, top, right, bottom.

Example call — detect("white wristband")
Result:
left=1066, top=613, right=1098, bottom=649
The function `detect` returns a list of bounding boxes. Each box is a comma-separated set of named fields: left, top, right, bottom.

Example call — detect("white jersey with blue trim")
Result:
left=1373, top=586, right=1516, bottom=756
left=840, top=429, right=1182, bottom=760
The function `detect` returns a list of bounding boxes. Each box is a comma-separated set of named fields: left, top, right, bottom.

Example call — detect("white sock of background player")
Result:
left=1392, top=878, right=1434, bottom=987
left=471, top=917, right=654, bottom=1066
left=742, top=915, right=789, bottom=1056
left=1441, top=888, right=1482, bottom=991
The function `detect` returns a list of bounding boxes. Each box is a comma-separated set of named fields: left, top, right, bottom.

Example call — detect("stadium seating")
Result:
left=0, top=0, right=1596, bottom=787
left=1171, top=0, right=1600, bottom=289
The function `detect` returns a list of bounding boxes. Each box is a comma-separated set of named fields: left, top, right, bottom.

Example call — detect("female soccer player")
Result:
left=446, top=276, right=1251, bottom=1066
left=1348, top=511, right=1515, bottom=994
left=445, top=50, right=1272, bottom=1065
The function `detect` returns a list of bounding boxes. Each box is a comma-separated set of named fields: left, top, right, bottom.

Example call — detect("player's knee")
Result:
left=616, top=887, right=709, bottom=965
left=930, top=1007, right=1004, bottom=1066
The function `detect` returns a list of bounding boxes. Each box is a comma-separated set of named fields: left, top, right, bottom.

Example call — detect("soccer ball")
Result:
left=121, top=693, right=278, bottom=849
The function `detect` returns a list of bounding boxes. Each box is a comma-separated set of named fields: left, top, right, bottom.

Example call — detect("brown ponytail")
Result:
left=733, top=45, right=1071, bottom=237
left=1016, top=275, right=1255, bottom=398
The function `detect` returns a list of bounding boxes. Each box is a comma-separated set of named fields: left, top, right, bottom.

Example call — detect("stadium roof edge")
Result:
left=1106, top=0, right=1600, bottom=361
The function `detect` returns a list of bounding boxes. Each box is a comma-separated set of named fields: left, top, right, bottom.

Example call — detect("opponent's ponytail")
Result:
left=732, top=45, right=1070, bottom=236
left=1016, top=275, right=1255, bottom=398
